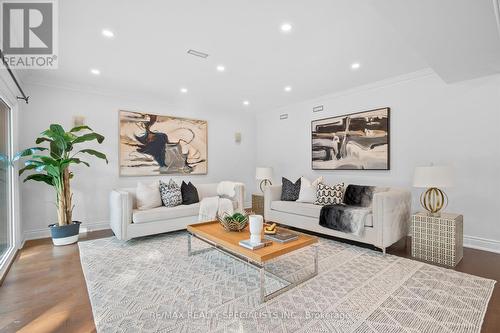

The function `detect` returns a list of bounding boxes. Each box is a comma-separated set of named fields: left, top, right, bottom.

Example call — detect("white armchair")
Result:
left=110, top=183, right=245, bottom=241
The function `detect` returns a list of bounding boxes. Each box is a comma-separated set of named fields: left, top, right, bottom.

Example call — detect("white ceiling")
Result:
left=19, top=0, right=500, bottom=112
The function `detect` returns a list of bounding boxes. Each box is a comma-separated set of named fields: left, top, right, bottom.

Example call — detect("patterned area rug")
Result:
left=79, top=232, right=495, bottom=333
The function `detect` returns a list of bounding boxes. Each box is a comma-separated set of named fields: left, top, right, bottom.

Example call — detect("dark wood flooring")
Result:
left=0, top=231, right=498, bottom=332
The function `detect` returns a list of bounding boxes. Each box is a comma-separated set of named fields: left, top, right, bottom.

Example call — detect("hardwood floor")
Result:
left=0, top=231, right=499, bottom=333
left=0, top=230, right=113, bottom=333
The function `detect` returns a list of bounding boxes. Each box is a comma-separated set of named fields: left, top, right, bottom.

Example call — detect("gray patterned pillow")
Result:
left=281, top=177, right=301, bottom=201
left=315, top=182, right=345, bottom=205
left=159, top=179, right=182, bottom=207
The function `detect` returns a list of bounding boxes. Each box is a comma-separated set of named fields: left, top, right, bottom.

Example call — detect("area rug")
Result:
left=79, top=232, right=495, bottom=333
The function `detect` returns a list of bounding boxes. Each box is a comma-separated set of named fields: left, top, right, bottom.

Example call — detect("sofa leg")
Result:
left=382, top=247, right=386, bottom=256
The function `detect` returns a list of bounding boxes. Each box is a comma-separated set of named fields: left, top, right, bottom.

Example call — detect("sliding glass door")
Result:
left=0, top=99, right=12, bottom=266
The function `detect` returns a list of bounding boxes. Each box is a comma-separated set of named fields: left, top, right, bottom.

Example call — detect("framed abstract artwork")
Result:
left=119, top=110, right=208, bottom=176
left=311, top=107, right=390, bottom=170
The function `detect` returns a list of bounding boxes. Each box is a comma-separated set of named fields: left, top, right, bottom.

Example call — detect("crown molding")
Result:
left=23, top=78, right=180, bottom=108
left=264, top=68, right=437, bottom=114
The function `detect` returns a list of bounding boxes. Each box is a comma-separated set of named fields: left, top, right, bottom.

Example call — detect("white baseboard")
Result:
left=464, top=235, right=500, bottom=254
left=22, top=221, right=500, bottom=254
left=23, top=221, right=110, bottom=242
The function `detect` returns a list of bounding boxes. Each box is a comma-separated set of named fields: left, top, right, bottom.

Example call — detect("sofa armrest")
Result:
left=372, top=188, right=411, bottom=248
left=264, top=185, right=282, bottom=219
left=109, top=190, right=133, bottom=241
left=233, top=183, right=245, bottom=213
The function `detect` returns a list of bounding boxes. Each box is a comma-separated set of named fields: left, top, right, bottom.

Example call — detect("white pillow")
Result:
left=136, top=182, right=162, bottom=210
left=297, top=176, right=323, bottom=203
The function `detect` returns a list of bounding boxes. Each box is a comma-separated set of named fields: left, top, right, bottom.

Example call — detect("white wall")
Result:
left=256, top=70, right=500, bottom=252
left=19, top=83, right=257, bottom=239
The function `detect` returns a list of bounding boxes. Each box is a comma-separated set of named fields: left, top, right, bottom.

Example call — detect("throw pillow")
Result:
left=281, top=177, right=301, bottom=201
left=136, top=182, right=162, bottom=210
left=159, top=179, right=182, bottom=207
left=181, top=181, right=199, bottom=205
left=297, top=176, right=323, bottom=203
left=343, top=184, right=376, bottom=207
left=315, top=182, right=345, bottom=205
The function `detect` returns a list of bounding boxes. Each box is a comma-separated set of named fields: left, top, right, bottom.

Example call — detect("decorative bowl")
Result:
left=218, top=212, right=249, bottom=232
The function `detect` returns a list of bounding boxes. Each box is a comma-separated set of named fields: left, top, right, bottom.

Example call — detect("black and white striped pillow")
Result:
left=315, top=182, right=345, bottom=205
left=159, top=179, right=182, bottom=207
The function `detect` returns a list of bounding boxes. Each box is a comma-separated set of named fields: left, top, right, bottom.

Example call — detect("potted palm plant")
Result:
left=13, top=124, right=108, bottom=245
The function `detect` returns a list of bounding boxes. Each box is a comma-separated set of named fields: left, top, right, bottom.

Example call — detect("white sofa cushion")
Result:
left=270, top=200, right=373, bottom=227
left=133, top=203, right=200, bottom=223
left=271, top=201, right=321, bottom=218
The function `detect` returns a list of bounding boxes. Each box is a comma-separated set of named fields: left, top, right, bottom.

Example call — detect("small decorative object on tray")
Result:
left=239, top=239, right=272, bottom=250
left=218, top=212, right=248, bottom=232
left=264, top=222, right=277, bottom=234
left=265, top=230, right=299, bottom=243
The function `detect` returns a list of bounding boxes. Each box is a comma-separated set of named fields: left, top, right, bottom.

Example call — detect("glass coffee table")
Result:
left=187, top=221, right=318, bottom=303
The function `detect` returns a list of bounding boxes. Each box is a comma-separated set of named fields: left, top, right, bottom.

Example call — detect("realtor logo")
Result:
left=1, top=0, right=58, bottom=68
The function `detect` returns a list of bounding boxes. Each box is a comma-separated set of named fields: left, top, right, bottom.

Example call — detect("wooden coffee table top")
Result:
left=187, top=221, right=318, bottom=264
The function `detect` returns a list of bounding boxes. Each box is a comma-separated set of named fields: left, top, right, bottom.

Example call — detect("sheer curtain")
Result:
left=0, top=99, right=12, bottom=269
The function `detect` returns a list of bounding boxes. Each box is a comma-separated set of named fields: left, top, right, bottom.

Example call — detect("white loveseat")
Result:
left=264, top=185, right=411, bottom=253
left=110, top=183, right=245, bottom=241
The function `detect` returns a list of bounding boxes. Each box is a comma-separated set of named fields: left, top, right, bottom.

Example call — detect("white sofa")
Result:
left=110, top=183, right=245, bottom=241
left=264, top=185, right=411, bottom=253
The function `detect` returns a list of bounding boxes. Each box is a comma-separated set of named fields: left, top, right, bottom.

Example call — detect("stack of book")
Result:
left=264, top=230, right=298, bottom=243
left=239, top=239, right=272, bottom=250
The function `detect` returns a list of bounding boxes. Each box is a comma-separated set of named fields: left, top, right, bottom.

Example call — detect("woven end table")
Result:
left=411, top=212, right=463, bottom=267
left=252, top=194, right=264, bottom=216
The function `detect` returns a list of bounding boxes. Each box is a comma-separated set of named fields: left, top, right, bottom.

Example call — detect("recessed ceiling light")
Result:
left=284, top=86, right=292, bottom=92
left=351, top=62, right=361, bottom=70
left=101, top=29, right=114, bottom=38
left=243, top=100, right=250, bottom=106
left=180, top=87, right=188, bottom=93
left=90, top=68, right=100, bottom=75
left=281, top=23, right=292, bottom=32
left=216, top=65, right=225, bottom=72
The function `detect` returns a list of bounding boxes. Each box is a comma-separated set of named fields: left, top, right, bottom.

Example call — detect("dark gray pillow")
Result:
left=181, top=181, right=199, bottom=205
left=281, top=177, right=301, bottom=201
left=343, top=185, right=376, bottom=207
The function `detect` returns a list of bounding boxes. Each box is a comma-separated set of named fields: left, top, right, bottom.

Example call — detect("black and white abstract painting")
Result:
left=311, top=107, right=390, bottom=170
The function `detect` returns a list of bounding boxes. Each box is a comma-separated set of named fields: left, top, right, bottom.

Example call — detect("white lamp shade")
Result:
left=413, top=166, right=453, bottom=188
left=256, top=167, right=273, bottom=180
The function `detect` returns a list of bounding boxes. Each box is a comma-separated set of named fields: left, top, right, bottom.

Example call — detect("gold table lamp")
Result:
left=413, top=165, right=453, bottom=217
left=256, top=167, right=273, bottom=193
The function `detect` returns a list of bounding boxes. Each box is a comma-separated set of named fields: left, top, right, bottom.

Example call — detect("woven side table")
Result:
left=411, top=212, right=463, bottom=267
left=252, top=194, right=264, bottom=216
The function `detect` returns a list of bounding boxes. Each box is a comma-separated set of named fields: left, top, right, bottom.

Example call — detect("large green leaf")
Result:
left=12, top=147, right=48, bottom=161
left=78, top=149, right=108, bottom=163
left=49, top=138, right=66, bottom=157
left=61, top=158, right=90, bottom=169
left=23, top=174, right=54, bottom=186
left=24, top=159, right=44, bottom=167
left=35, top=137, right=53, bottom=144
left=31, top=155, right=59, bottom=166
left=63, top=132, right=77, bottom=142
left=35, top=164, right=61, bottom=178
left=19, top=163, right=37, bottom=175
left=72, top=133, right=105, bottom=144
left=40, top=127, right=68, bottom=154
left=70, top=125, right=93, bottom=132
left=49, top=124, right=66, bottom=136
left=39, top=129, right=58, bottom=140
